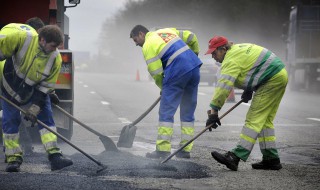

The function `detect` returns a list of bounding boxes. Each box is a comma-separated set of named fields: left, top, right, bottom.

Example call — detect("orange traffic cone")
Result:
left=226, top=88, right=236, bottom=102
left=136, top=69, right=140, bottom=81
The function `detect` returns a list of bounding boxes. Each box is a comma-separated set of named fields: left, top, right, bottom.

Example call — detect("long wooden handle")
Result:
left=131, top=96, right=161, bottom=126
left=0, top=95, right=105, bottom=167
left=161, top=99, right=244, bottom=164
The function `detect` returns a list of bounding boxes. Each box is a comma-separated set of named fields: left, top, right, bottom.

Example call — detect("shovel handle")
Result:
left=53, top=104, right=104, bottom=137
left=131, top=96, right=161, bottom=126
left=161, top=99, right=244, bottom=164
left=0, top=95, right=105, bottom=167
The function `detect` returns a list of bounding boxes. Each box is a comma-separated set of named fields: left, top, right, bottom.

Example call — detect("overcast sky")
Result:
left=64, top=0, right=127, bottom=55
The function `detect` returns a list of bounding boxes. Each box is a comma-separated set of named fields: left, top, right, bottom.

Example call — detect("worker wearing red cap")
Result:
left=205, top=36, right=288, bottom=171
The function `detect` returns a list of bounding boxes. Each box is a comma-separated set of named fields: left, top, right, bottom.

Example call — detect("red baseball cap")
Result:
left=205, top=36, right=228, bottom=55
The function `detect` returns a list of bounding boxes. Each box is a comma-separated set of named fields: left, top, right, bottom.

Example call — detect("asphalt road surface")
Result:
left=0, top=71, right=319, bottom=190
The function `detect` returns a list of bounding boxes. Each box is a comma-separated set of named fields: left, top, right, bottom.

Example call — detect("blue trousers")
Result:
left=1, top=94, right=55, bottom=134
left=160, top=67, right=200, bottom=123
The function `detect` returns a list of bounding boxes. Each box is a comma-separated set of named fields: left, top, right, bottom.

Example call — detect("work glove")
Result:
left=24, top=104, right=41, bottom=127
left=49, top=92, right=60, bottom=105
left=241, top=90, right=253, bottom=103
left=206, top=110, right=221, bottom=131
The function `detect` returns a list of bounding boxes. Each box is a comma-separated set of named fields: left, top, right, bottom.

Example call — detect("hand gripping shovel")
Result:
left=161, top=99, right=244, bottom=164
left=0, top=95, right=108, bottom=173
left=52, top=104, right=118, bottom=152
left=117, top=96, right=161, bottom=148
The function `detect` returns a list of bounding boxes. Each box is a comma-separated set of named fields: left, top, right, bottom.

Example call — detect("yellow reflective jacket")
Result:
left=211, top=43, right=285, bottom=110
left=169, top=28, right=200, bottom=55
left=0, top=23, right=62, bottom=105
left=142, top=28, right=202, bottom=89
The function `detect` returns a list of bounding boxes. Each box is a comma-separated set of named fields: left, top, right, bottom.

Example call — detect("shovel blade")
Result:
left=99, top=135, right=119, bottom=152
left=117, top=125, right=137, bottom=148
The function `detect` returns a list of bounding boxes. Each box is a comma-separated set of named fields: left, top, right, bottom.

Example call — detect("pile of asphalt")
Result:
left=0, top=150, right=211, bottom=189
left=68, top=150, right=211, bottom=179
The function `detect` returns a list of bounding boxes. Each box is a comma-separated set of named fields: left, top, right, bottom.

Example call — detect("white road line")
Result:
left=101, top=101, right=110, bottom=105
left=198, top=92, right=206, bottom=96
left=90, top=91, right=96, bottom=94
left=307, top=118, right=320, bottom=122
left=79, top=81, right=83, bottom=84
left=132, top=141, right=177, bottom=152
left=133, top=142, right=155, bottom=150
left=83, top=84, right=88, bottom=88
left=118, top=117, right=131, bottom=124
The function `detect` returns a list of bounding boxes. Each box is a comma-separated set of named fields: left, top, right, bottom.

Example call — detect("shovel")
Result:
left=0, top=95, right=108, bottom=173
left=161, top=99, right=244, bottom=164
left=117, top=96, right=161, bottom=148
left=52, top=104, right=118, bottom=152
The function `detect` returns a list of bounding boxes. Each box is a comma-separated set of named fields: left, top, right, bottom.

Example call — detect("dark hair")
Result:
left=130, top=25, right=149, bottom=38
left=25, top=17, right=44, bottom=31
left=38, top=25, right=63, bottom=45
left=222, top=43, right=232, bottom=51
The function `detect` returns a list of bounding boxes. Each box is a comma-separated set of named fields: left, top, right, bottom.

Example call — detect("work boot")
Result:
left=49, top=153, right=73, bottom=171
left=175, top=151, right=191, bottom=159
left=252, top=158, right=282, bottom=170
left=5, top=157, right=23, bottom=172
left=211, top=151, right=240, bottom=171
left=146, top=150, right=170, bottom=159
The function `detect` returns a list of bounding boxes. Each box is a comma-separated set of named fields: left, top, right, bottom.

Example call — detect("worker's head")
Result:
left=25, top=17, right=45, bottom=32
left=205, top=36, right=230, bottom=63
left=130, top=25, right=149, bottom=47
left=38, top=25, right=63, bottom=54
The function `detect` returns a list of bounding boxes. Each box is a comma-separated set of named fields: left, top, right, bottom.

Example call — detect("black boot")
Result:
left=49, top=153, right=73, bottom=171
left=146, top=150, right=170, bottom=159
left=175, top=151, right=190, bottom=159
left=6, top=157, right=23, bottom=172
left=211, top=151, right=240, bottom=171
left=252, top=158, right=282, bottom=170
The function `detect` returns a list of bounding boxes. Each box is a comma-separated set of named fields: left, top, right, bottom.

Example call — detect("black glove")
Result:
left=24, top=104, right=41, bottom=127
left=241, top=90, right=253, bottom=103
left=206, top=110, right=221, bottom=131
left=49, top=93, right=60, bottom=105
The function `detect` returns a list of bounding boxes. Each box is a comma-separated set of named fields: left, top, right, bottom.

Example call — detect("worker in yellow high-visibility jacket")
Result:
left=205, top=36, right=288, bottom=171
left=130, top=25, right=202, bottom=159
left=0, top=23, right=73, bottom=172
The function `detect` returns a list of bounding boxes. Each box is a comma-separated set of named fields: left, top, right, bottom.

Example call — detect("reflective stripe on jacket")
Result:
left=211, top=43, right=285, bottom=110
left=0, top=23, right=62, bottom=104
left=170, top=28, right=199, bottom=54
left=142, top=28, right=202, bottom=89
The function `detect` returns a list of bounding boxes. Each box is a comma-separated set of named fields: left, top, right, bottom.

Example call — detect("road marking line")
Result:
left=307, top=118, right=320, bottom=122
left=101, top=101, right=110, bottom=105
left=198, top=92, right=206, bottom=96
left=90, top=91, right=96, bottom=94
left=133, top=141, right=177, bottom=152
left=83, top=84, right=88, bottom=88
left=79, top=81, right=83, bottom=84
left=118, top=117, right=131, bottom=124
left=133, top=142, right=155, bottom=150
